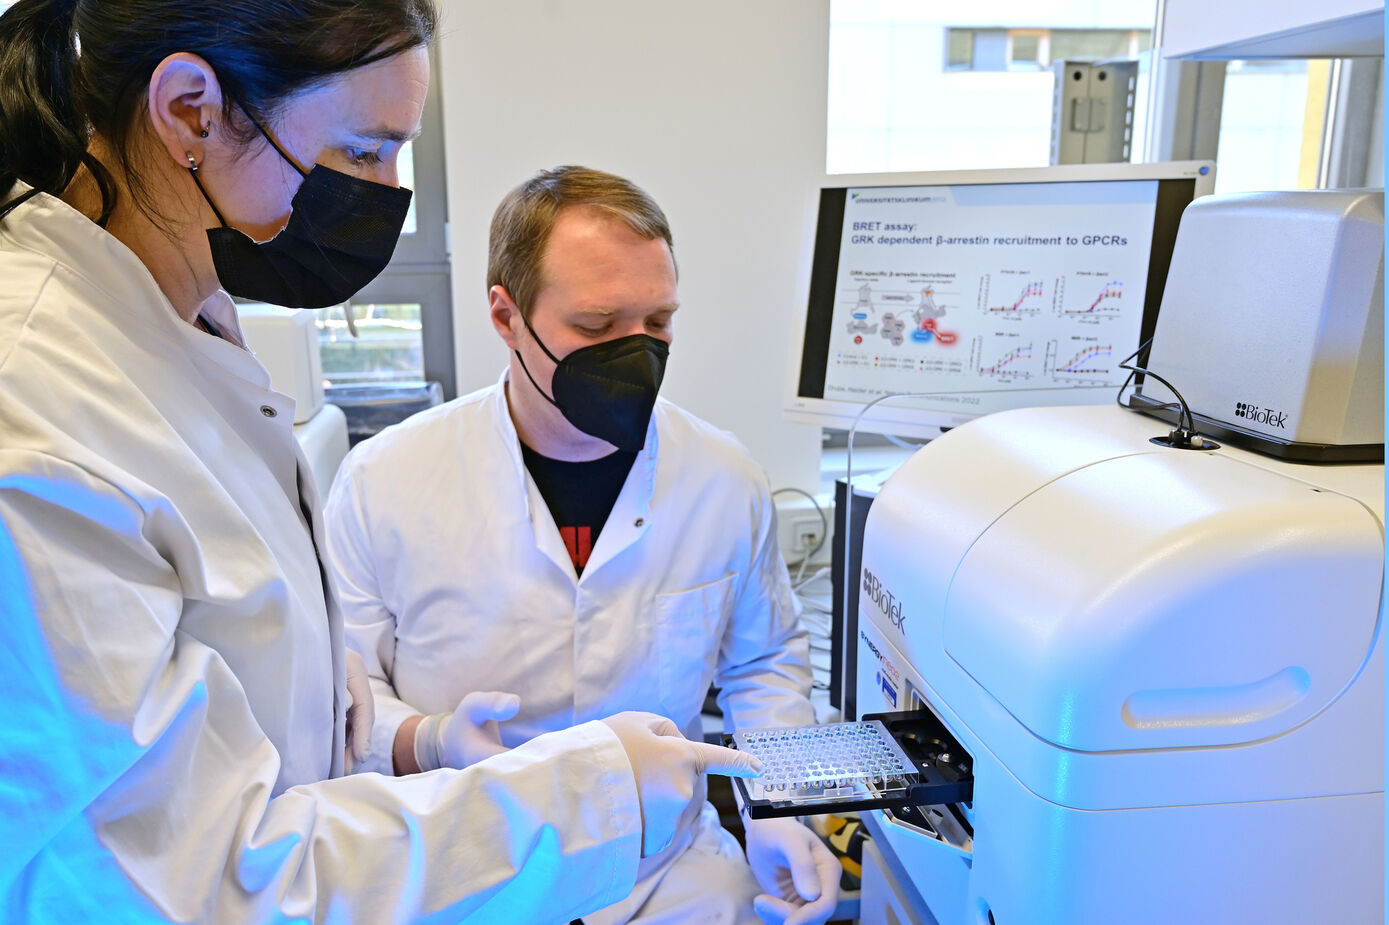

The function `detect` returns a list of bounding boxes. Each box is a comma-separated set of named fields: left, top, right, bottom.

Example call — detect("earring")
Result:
left=186, top=152, right=198, bottom=171
left=200, top=124, right=210, bottom=139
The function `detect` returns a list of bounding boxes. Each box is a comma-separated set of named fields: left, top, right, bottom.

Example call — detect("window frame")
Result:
left=345, top=43, right=456, bottom=399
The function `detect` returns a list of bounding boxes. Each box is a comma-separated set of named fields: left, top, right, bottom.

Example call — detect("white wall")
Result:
left=437, top=1, right=828, bottom=492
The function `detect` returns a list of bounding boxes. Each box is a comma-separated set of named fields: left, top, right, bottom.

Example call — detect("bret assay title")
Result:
left=849, top=220, right=1129, bottom=249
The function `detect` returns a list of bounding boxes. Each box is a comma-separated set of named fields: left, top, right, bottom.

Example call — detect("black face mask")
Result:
left=188, top=121, right=412, bottom=309
left=514, top=313, right=670, bottom=453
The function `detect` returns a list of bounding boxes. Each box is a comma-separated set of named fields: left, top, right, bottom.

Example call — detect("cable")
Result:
left=882, top=432, right=928, bottom=451
left=772, top=487, right=829, bottom=584
left=1116, top=339, right=1192, bottom=433
left=793, top=565, right=833, bottom=595
left=1114, top=338, right=1212, bottom=449
left=840, top=390, right=948, bottom=711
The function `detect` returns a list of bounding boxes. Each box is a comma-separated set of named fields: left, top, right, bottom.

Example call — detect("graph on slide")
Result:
left=990, top=281, right=1045, bottom=313
left=1070, top=280, right=1123, bottom=314
left=1057, top=344, right=1112, bottom=373
left=978, top=273, right=1048, bottom=317
left=973, top=336, right=1034, bottom=380
left=1045, top=339, right=1118, bottom=385
left=1057, top=274, right=1126, bottom=320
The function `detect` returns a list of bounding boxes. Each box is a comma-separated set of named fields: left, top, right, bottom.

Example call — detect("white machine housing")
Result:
left=1141, top=189, right=1384, bottom=453
left=237, top=302, right=325, bottom=425
left=854, top=404, right=1383, bottom=924
left=236, top=303, right=348, bottom=500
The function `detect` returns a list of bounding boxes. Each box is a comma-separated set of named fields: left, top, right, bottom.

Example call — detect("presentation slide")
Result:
left=822, top=180, right=1158, bottom=414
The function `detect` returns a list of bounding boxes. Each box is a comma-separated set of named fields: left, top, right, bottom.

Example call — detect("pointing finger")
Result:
left=691, top=741, right=764, bottom=778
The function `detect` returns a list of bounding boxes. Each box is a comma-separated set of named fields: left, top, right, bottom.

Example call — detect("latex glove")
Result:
left=744, top=815, right=841, bottom=925
left=414, top=690, right=522, bottom=772
left=600, top=711, right=764, bottom=857
left=343, top=649, right=375, bottom=773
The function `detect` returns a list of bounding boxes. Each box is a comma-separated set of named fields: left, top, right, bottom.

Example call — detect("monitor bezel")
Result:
left=784, top=160, right=1217, bottom=438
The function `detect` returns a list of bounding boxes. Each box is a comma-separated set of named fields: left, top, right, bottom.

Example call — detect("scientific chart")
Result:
left=822, top=181, right=1157, bottom=413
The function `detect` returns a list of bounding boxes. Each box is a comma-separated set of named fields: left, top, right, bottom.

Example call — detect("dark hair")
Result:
left=489, top=166, right=677, bottom=320
left=0, top=0, right=436, bottom=224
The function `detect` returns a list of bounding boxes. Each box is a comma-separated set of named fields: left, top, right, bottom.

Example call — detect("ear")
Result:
left=146, top=53, right=225, bottom=170
left=489, top=285, right=524, bottom=349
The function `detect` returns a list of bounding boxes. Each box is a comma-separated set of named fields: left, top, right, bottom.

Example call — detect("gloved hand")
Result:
left=343, top=649, right=375, bottom=773
left=600, top=711, right=764, bottom=857
left=414, top=691, right=522, bottom=772
left=744, top=815, right=841, bottom=925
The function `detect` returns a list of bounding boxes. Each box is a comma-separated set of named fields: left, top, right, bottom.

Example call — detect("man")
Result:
left=324, top=166, right=839, bottom=925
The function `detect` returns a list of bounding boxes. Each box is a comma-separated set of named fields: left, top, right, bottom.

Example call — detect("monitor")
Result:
left=786, top=162, right=1216, bottom=437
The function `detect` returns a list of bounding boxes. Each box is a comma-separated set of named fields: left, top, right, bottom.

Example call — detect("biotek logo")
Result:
left=862, top=568, right=905, bottom=634
left=1234, top=402, right=1289, bottom=429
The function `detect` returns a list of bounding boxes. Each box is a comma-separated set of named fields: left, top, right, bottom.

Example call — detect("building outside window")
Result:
left=944, top=27, right=1150, bottom=72
left=828, top=1, right=1374, bottom=197
left=828, top=0, right=1161, bottom=174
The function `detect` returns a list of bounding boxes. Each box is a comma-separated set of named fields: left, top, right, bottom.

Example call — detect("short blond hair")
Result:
left=488, top=166, right=676, bottom=319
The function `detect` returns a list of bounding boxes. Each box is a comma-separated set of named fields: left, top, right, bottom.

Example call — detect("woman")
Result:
left=0, top=1, right=758, bottom=921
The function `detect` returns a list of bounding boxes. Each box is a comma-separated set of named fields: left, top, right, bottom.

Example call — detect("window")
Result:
left=1009, top=32, right=1043, bottom=69
left=315, top=302, right=424, bottom=384
left=1213, top=60, right=1318, bottom=194
left=828, top=2, right=1160, bottom=174
left=397, top=140, right=418, bottom=235
left=1051, top=29, right=1150, bottom=63
left=942, top=27, right=1151, bottom=73
left=946, top=28, right=973, bottom=70
left=315, top=45, right=455, bottom=398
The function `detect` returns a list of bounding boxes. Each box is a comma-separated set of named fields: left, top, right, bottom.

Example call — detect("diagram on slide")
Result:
left=845, top=283, right=879, bottom=336
left=971, top=334, right=1034, bottom=382
left=843, top=274, right=959, bottom=347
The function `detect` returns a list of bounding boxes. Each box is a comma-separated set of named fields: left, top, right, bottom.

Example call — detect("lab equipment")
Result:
left=326, top=379, right=443, bottom=446
left=238, top=302, right=350, bottom=498
left=731, top=719, right=915, bottom=811
left=851, top=405, right=1383, bottom=924
left=1132, top=189, right=1383, bottom=460
left=728, top=713, right=973, bottom=819
left=834, top=189, right=1384, bottom=923
left=785, top=161, right=1214, bottom=438
left=237, top=302, right=325, bottom=422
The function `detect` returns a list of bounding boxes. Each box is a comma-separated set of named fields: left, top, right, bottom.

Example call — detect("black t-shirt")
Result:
left=520, top=443, right=637, bottom=576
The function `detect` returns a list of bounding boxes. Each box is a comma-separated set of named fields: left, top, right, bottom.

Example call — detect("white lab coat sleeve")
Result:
left=0, top=452, right=642, bottom=924
left=713, top=478, right=817, bottom=733
left=322, top=448, right=417, bottom=776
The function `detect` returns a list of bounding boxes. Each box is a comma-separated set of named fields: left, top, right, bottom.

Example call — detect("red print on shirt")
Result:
left=560, top=526, right=593, bottom=570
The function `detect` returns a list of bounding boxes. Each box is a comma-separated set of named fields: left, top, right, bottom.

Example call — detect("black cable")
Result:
left=1115, top=337, right=1205, bottom=447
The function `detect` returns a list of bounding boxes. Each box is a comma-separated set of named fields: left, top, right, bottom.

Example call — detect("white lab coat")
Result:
left=0, top=188, right=644, bottom=923
left=325, top=374, right=816, bottom=923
